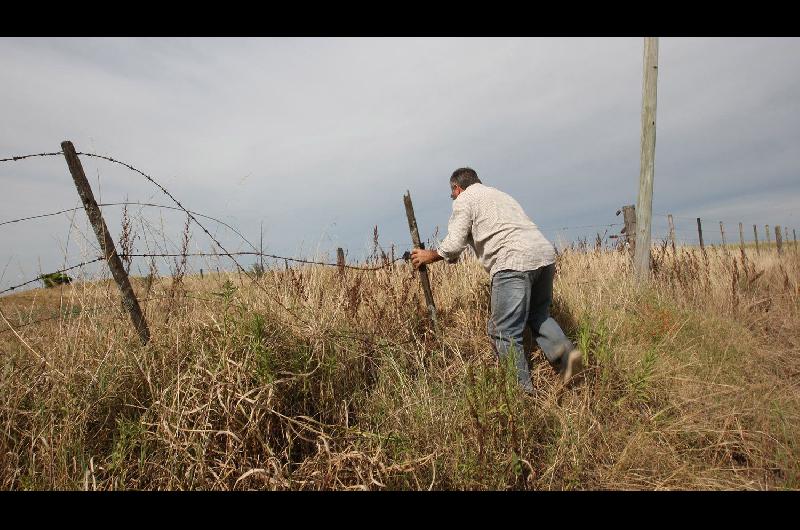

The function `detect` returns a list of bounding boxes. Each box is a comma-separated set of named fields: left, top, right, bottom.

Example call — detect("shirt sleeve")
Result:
left=436, top=196, right=473, bottom=263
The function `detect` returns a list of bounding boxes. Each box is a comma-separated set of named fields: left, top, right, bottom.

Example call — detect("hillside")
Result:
left=0, top=244, right=798, bottom=490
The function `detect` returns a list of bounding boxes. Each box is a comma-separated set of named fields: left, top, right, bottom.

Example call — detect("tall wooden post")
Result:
left=785, top=226, right=789, bottom=246
left=719, top=221, right=726, bottom=246
left=634, top=37, right=659, bottom=281
left=793, top=229, right=797, bottom=253
left=765, top=225, right=771, bottom=246
left=753, top=224, right=760, bottom=254
left=61, top=141, right=150, bottom=345
left=775, top=225, right=783, bottom=254
left=403, top=191, right=439, bottom=334
left=697, top=218, right=705, bottom=251
left=667, top=214, right=676, bottom=252
left=738, top=222, right=745, bottom=254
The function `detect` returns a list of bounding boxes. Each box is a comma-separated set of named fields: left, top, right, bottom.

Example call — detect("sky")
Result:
left=1, top=37, right=799, bottom=289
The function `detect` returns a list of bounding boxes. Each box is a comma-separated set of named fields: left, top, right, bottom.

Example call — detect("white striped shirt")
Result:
left=436, top=183, right=555, bottom=278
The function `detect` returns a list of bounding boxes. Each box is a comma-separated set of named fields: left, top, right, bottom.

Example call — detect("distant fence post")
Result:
left=785, top=226, right=789, bottom=247
left=61, top=140, right=150, bottom=346
left=753, top=224, right=760, bottom=254
left=765, top=225, right=771, bottom=246
left=668, top=214, right=676, bottom=252
left=697, top=218, right=705, bottom=252
left=621, top=204, right=637, bottom=258
left=719, top=221, right=726, bottom=246
left=775, top=225, right=783, bottom=254
left=739, top=222, right=745, bottom=255
left=794, top=229, right=797, bottom=253
left=337, top=247, right=345, bottom=276
left=403, top=191, right=439, bottom=334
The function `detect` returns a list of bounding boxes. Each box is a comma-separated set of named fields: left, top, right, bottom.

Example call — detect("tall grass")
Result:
left=0, top=241, right=798, bottom=490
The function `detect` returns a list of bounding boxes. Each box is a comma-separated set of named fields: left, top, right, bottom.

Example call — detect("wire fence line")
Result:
left=1, top=148, right=796, bottom=339
left=1, top=148, right=431, bottom=342
left=0, top=151, right=63, bottom=163
left=0, top=257, right=107, bottom=296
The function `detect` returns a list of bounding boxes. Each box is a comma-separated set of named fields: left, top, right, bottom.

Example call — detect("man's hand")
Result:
left=410, top=248, right=441, bottom=269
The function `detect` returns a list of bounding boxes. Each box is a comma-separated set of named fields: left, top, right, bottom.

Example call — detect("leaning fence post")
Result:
left=794, top=229, right=797, bottom=254
left=775, top=225, right=783, bottom=254
left=719, top=221, right=726, bottom=247
left=753, top=224, right=760, bottom=254
left=61, top=140, right=150, bottom=345
left=403, top=191, right=439, bottom=334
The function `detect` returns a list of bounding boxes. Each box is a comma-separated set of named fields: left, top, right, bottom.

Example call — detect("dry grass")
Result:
left=0, top=242, right=798, bottom=490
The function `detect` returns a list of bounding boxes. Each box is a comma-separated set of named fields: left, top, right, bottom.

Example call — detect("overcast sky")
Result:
left=2, top=37, right=799, bottom=288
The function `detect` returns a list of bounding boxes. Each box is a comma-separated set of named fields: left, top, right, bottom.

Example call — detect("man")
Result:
left=410, top=167, right=583, bottom=392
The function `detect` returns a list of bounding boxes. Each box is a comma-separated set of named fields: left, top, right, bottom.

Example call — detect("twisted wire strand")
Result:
left=0, top=151, right=63, bottom=163
left=0, top=257, right=106, bottom=296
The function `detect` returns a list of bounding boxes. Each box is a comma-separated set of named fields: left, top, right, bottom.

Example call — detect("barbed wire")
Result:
left=0, top=257, right=106, bottom=296
left=119, top=252, right=406, bottom=271
left=0, top=202, right=258, bottom=250
left=0, top=151, right=63, bottom=163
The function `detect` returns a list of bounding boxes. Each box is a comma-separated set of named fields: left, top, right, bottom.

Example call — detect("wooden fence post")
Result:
left=719, top=221, right=726, bottom=246
left=621, top=204, right=637, bottom=258
left=739, top=222, right=745, bottom=254
left=775, top=225, right=783, bottom=254
left=61, top=140, right=150, bottom=345
left=337, top=247, right=345, bottom=276
left=697, top=218, right=705, bottom=252
left=403, top=191, right=439, bottom=334
left=793, top=228, right=797, bottom=253
left=753, top=224, right=760, bottom=254
left=668, top=214, right=676, bottom=252
left=765, top=225, right=771, bottom=246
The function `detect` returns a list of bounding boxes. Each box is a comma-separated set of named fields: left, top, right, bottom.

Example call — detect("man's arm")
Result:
left=410, top=197, right=472, bottom=269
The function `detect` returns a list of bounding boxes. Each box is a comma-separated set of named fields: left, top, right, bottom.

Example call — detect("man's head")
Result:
left=450, top=167, right=481, bottom=200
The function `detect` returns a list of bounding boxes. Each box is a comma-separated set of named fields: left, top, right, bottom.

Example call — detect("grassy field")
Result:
left=0, top=243, right=798, bottom=490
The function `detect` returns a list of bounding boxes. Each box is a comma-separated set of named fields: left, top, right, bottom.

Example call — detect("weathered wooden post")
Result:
left=697, top=218, right=705, bottom=251
left=403, top=191, right=439, bottom=334
left=634, top=37, right=659, bottom=281
left=621, top=204, right=637, bottom=258
left=753, top=224, right=760, bottom=254
left=719, top=221, right=726, bottom=246
left=775, top=225, right=783, bottom=254
left=337, top=247, right=345, bottom=276
left=61, top=140, right=150, bottom=345
left=793, top=228, right=797, bottom=253
left=667, top=214, right=676, bottom=253
left=200, top=268, right=204, bottom=279
left=765, top=225, right=771, bottom=247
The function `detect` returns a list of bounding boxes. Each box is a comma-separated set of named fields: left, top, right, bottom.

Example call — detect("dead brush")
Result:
left=1, top=236, right=799, bottom=490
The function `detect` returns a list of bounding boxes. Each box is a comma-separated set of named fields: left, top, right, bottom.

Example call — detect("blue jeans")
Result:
left=488, top=264, right=574, bottom=392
